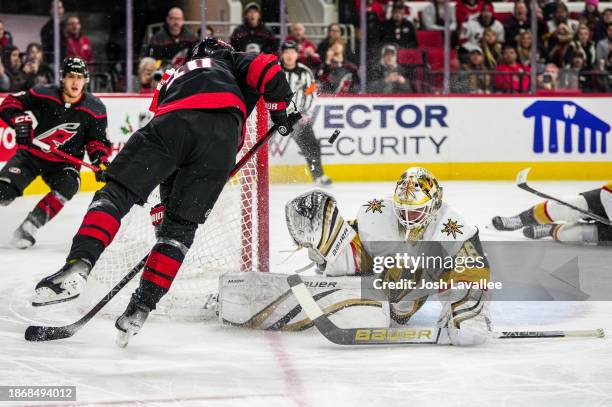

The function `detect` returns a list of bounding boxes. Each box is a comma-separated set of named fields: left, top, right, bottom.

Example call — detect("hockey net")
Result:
left=78, top=102, right=269, bottom=320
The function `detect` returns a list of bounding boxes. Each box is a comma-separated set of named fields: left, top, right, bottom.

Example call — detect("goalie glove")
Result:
left=285, top=189, right=356, bottom=272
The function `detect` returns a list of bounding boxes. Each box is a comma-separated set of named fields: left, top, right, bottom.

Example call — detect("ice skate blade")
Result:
left=10, top=237, right=34, bottom=250
left=115, top=329, right=137, bottom=348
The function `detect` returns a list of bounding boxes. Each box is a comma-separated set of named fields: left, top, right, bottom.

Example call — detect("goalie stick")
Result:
left=24, top=115, right=301, bottom=342
left=517, top=168, right=612, bottom=226
left=287, top=274, right=605, bottom=345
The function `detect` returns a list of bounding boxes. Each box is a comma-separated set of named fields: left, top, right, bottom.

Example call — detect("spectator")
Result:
left=559, top=51, right=588, bottom=89
left=456, top=45, right=491, bottom=93
left=317, top=40, right=359, bottom=93
left=504, top=2, right=530, bottom=47
left=580, top=0, right=601, bottom=35
left=147, top=7, right=198, bottom=65
left=0, top=20, right=13, bottom=54
left=230, top=2, right=277, bottom=54
left=495, top=44, right=530, bottom=92
left=40, top=0, right=66, bottom=64
left=135, top=57, right=159, bottom=94
left=197, top=24, right=215, bottom=39
left=538, top=63, right=560, bottom=90
left=65, top=15, right=93, bottom=64
left=594, top=8, right=612, bottom=42
left=460, top=3, right=505, bottom=51
left=1, top=45, right=26, bottom=91
left=286, top=23, right=321, bottom=71
left=369, top=44, right=412, bottom=93
left=517, top=31, right=537, bottom=67
left=566, top=25, right=596, bottom=69
left=547, top=23, right=573, bottom=67
left=422, top=0, right=457, bottom=32
left=547, top=2, right=579, bottom=37
left=363, top=0, right=386, bottom=23
left=456, top=0, right=484, bottom=29
left=26, top=43, right=54, bottom=84
left=481, top=27, right=502, bottom=69
left=596, top=23, right=612, bottom=61
left=0, top=60, right=9, bottom=91
left=380, top=1, right=418, bottom=49
left=317, top=23, right=356, bottom=64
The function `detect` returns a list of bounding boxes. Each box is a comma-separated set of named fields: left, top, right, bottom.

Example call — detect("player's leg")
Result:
left=115, top=110, right=240, bottom=346
left=11, top=165, right=80, bottom=249
left=492, top=191, right=591, bottom=231
left=292, top=122, right=332, bottom=186
left=33, top=118, right=183, bottom=306
left=523, top=188, right=610, bottom=244
left=0, top=150, right=40, bottom=207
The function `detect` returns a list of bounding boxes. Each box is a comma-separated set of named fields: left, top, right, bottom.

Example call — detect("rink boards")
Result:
left=0, top=93, right=609, bottom=194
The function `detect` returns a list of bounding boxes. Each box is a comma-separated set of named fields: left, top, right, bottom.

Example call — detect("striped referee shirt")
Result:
left=281, top=62, right=316, bottom=115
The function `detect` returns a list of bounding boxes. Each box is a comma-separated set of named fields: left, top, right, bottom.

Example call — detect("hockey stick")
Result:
left=25, top=257, right=147, bottom=341
left=287, top=274, right=605, bottom=345
left=517, top=168, right=612, bottom=226
left=32, top=139, right=103, bottom=173
left=24, top=113, right=301, bottom=342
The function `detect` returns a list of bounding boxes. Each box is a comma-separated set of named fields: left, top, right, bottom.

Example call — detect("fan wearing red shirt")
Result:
left=456, top=0, right=484, bottom=29
left=65, top=15, right=92, bottom=63
left=494, top=44, right=530, bottom=93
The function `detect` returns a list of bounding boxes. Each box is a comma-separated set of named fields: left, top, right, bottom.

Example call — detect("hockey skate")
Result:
left=523, top=223, right=557, bottom=239
left=491, top=209, right=537, bottom=231
left=32, top=259, right=92, bottom=306
left=10, top=216, right=39, bottom=249
left=314, top=175, right=333, bottom=187
left=115, top=298, right=151, bottom=348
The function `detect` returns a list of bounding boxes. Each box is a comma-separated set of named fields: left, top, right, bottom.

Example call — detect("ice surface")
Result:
left=1, top=181, right=611, bottom=406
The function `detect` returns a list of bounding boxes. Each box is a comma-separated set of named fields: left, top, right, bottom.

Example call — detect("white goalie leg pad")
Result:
left=437, top=289, right=491, bottom=346
left=218, top=272, right=389, bottom=330
left=554, top=222, right=599, bottom=244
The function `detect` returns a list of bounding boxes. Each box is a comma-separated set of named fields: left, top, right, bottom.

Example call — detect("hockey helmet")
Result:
left=392, top=167, right=443, bottom=231
left=189, top=37, right=234, bottom=60
left=61, top=57, right=89, bottom=83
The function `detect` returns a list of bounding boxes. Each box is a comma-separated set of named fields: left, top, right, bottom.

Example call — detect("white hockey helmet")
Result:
left=392, top=167, right=443, bottom=231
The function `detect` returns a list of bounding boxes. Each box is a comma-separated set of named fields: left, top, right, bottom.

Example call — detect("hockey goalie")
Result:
left=219, top=167, right=492, bottom=346
left=492, top=183, right=612, bottom=244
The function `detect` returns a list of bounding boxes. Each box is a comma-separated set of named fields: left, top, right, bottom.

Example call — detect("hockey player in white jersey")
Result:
left=492, top=183, right=612, bottom=244
left=284, top=167, right=492, bottom=346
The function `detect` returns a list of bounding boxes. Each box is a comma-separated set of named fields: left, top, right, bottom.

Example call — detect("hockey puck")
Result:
left=328, top=129, right=340, bottom=144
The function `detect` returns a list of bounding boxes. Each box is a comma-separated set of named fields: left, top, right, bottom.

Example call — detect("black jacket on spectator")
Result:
left=40, top=19, right=66, bottom=64
left=147, top=23, right=198, bottom=64
left=368, top=63, right=412, bottom=93
left=380, top=18, right=418, bottom=49
left=317, top=40, right=356, bottom=64
left=230, top=21, right=278, bottom=54
left=317, top=60, right=359, bottom=93
left=504, top=16, right=547, bottom=49
left=1, top=45, right=26, bottom=92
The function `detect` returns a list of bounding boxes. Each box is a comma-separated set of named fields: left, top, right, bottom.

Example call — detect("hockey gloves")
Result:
left=12, top=115, right=34, bottom=147
left=270, top=109, right=291, bottom=136
left=90, top=152, right=110, bottom=183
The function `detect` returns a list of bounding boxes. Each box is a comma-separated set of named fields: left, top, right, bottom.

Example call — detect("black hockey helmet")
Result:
left=189, top=37, right=234, bottom=60
left=60, top=57, right=89, bottom=83
left=281, top=40, right=298, bottom=52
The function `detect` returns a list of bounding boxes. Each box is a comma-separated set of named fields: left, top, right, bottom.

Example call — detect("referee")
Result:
left=280, top=40, right=332, bottom=186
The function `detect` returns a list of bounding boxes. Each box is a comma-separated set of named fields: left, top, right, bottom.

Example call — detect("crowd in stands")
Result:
left=1, top=0, right=612, bottom=94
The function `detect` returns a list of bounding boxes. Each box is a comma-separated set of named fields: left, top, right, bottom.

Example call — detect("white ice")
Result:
left=1, top=181, right=611, bottom=407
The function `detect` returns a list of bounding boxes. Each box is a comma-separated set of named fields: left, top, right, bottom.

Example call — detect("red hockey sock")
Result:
left=141, top=250, right=182, bottom=291
left=75, top=210, right=121, bottom=248
left=31, top=192, right=66, bottom=226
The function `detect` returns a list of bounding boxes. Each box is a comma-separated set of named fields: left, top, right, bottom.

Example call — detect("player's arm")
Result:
left=83, top=103, right=111, bottom=178
left=301, top=67, right=317, bottom=115
left=286, top=190, right=372, bottom=276
left=236, top=52, right=293, bottom=134
left=0, top=89, right=37, bottom=147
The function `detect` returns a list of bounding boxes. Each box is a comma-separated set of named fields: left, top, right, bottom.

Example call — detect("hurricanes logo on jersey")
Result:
left=364, top=199, right=385, bottom=214
left=441, top=218, right=464, bottom=239
left=35, top=123, right=80, bottom=149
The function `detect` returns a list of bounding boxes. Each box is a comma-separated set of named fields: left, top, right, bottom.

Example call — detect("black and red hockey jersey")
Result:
left=150, top=51, right=292, bottom=137
left=0, top=84, right=110, bottom=164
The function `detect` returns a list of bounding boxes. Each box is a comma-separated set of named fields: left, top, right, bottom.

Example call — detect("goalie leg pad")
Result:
left=553, top=222, right=600, bottom=244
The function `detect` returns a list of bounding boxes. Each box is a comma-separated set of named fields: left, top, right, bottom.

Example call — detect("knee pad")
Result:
left=157, top=211, right=198, bottom=249
left=0, top=180, right=20, bottom=206
left=47, top=167, right=80, bottom=200
left=90, top=180, right=139, bottom=219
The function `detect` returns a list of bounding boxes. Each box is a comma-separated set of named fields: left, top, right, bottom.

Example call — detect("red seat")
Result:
left=398, top=48, right=424, bottom=65
left=416, top=30, right=443, bottom=48
left=425, top=48, right=459, bottom=71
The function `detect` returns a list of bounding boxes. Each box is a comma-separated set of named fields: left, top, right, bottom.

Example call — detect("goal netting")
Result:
left=77, top=102, right=269, bottom=320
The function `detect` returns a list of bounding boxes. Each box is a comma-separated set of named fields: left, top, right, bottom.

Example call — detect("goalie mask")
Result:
left=392, top=167, right=443, bottom=233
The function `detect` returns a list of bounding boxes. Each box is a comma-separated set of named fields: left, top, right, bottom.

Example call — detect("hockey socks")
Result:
left=11, top=191, right=67, bottom=249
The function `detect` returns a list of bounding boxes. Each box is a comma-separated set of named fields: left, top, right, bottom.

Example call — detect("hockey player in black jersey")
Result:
left=280, top=40, right=332, bottom=186
left=0, top=57, right=110, bottom=249
left=33, top=38, right=293, bottom=346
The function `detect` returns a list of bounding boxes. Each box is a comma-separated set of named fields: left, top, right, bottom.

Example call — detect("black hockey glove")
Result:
left=90, top=153, right=109, bottom=183
left=11, top=115, right=33, bottom=147
left=270, top=109, right=291, bottom=136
